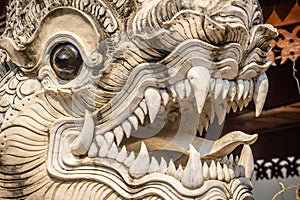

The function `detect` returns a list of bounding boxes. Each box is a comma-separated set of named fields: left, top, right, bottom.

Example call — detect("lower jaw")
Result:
left=59, top=136, right=254, bottom=199
left=56, top=81, right=259, bottom=199
left=51, top=112, right=255, bottom=199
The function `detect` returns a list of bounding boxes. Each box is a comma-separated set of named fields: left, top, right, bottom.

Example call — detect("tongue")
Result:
left=126, top=131, right=257, bottom=160
left=192, top=131, right=258, bottom=159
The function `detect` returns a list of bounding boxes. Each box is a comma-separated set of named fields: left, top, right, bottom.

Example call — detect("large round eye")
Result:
left=50, top=43, right=83, bottom=80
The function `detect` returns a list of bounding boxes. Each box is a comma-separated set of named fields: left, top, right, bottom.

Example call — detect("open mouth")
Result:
left=47, top=38, right=269, bottom=199
left=69, top=73, right=261, bottom=181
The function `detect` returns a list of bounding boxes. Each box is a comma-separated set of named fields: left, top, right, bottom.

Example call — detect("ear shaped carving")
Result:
left=0, top=37, right=27, bottom=67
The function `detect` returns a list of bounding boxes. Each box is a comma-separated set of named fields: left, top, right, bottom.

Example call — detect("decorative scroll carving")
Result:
left=254, top=156, right=300, bottom=180
left=4, top=0, right=120, bottom=46
left=0, top=0, right=276, bottom=199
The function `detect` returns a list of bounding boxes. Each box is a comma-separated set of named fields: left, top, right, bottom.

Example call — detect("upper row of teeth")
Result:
left=211, top=78, right=254, bottom=101
left=97, top=73, right=266, bottom=147
left=163, top=78, right=256, bottom=109
left=87, top=138, right=248, bottom=188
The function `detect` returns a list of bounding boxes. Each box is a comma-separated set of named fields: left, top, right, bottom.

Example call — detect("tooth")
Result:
left=166, top=159, right=176, bottom=176
left=228, top=154, right=234, bottom=165
left=187, top=67, right=211, bottom=113
left=237, top=100, right=244, bottom=111
left=88, top=142, right=98, bottom=158
left=107, top=142, right=118, bottom=159
left=122, top=120, right=132, bottom=138
left=254, top=73, right=269, bottom=117
left=237, top=80, right=244, bottom=100
left=222, top=80, right=230, bottom=99
left=128, top=115, right=139, bottom=130
left=226, top=103, right=231, bottom=114
left=217, top=162, right=224, bottom=181
left=231, top=101, right=238, bottom=113
left=134, top=107, right=145, bottom=124
left=210, top=78, right=216, bottom=93
left=229, top=81, right=237, bottom=101
left=185, top=79, right=192, bottom=97
left=214, top=79, right=223, bottom=99
left=159, top=157, right=167, bottom=174
left=198, top=126, right=204, bottom=136
left=96, top=134, right=105, bottom=147
left=174, top=164, right=183, bottom=180
left=160, top=90, right=169, bottom=106
left=234, top=164, right=240, bottom=178
left=99, top=140, right=109, bottom=158
left=243, top=80, right=250, bottom=99
left=181, top=145, right=203, bottom=189
left=139, top=100, right=148, bottom=115
left=116, top=146, right=127, bottom=163
left=124, top=151, right=135, bottom=168
left=223, top=164, right=231, bottom=182
left=222, top=156, right=228, bottom=164
left=209, top=160, right=217, bottom=180
left=214, top=97, right=227, bottom=125
left=204, top=118, right=209, bottom=132
left=170, top=85, right=177, bottom=99
left=71, top=110, right=95, bottom=156
left=235, top=155, right=239, bottom=165
left=239, top=165, right=246, bottom=177
left=206, top=102, right=214, bottom=124
left=104, top=131, right=114, bottom=148
left=249, top=79, right=254, bottom=97
left=203, top=162, right=210, bottom=181
left=145, top=87, right=161, bottom=123
left=113, top=126, right=124, bottom=146
left=229, top=164, right=235, bottom=180
left=148, top=156, right=160, bottom=173
left=210, top=102, right=215, bottom=122
left=175, top=80, right=185, bottom=100
left=238, top=145, right=254, bottom=179
left=244, top=98, right=251, bottom=107
left=129, top=142, right=150, bottom=178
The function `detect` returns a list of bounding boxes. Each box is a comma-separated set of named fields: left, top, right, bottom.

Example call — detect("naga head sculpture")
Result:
left=0, top=0, right=277, bottom=199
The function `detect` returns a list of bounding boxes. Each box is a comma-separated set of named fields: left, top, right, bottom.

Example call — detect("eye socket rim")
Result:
left=50, top=42, right=83, bottom=81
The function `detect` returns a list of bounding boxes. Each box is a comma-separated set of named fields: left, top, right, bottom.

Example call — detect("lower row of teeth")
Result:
left=87, top=137, right=247, bottom=188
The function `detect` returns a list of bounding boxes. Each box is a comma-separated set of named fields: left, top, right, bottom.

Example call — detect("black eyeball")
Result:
left=50, top=43, right=83, bottom=80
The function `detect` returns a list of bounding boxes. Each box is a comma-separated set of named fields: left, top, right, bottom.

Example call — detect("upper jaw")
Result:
left=95, top=38, right=270, bottom=131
